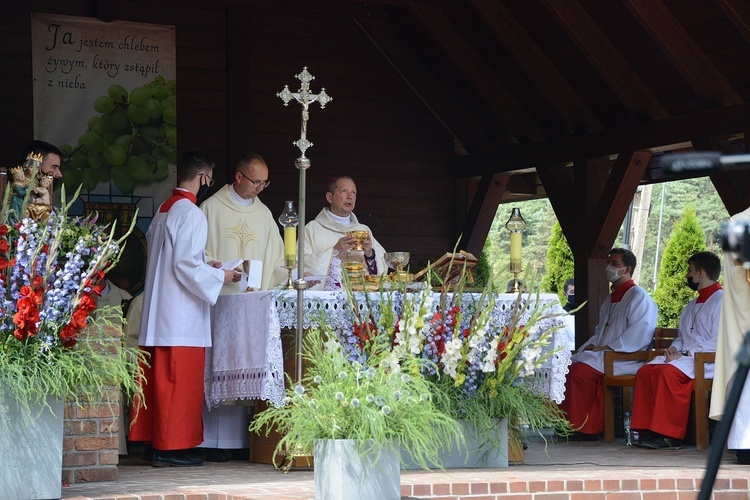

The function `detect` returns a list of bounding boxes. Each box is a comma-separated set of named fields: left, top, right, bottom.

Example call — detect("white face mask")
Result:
left=605, top=265, right=625, bottom=283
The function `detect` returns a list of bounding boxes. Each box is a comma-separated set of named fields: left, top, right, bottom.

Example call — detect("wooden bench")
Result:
left=602, top=327, right=715, bottom=449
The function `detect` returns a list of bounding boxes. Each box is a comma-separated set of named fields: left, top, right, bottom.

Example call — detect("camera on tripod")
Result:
left=722, top=220, right=750, bottom=266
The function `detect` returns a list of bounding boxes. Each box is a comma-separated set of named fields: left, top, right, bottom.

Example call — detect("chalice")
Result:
left=346, top=230, right=369, bottom=251
left=385, top=252, right=410, bottom=281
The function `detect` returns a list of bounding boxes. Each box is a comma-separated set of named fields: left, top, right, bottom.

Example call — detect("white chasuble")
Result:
left=201, top=185, right=286, bottom=293
left=303, top=208, right=387, bottom=281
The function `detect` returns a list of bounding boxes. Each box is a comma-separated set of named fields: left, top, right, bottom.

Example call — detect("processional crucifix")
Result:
left=277, top=67, right=332, bottom=385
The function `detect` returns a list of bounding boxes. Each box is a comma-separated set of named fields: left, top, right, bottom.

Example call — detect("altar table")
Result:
left=204, top=291, right=571, bottom=409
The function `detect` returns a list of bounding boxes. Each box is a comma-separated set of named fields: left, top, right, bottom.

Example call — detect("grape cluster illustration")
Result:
left=60, top=76, right=176, bottom=193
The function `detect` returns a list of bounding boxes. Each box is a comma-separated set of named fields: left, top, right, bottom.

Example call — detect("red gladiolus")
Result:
left=0, top=225, right=8, bottom=236
left=59, top=323, right=76, bottom=342
left=0, top=239, right=8, bottom=254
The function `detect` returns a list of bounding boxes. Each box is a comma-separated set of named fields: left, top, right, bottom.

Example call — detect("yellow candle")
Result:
left=284, top=226, right=296, bottom=258
left=510, top=232, right=522, bottom=262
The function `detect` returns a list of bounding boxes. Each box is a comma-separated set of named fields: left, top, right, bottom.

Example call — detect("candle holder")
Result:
left=505, top=207, right=527, bottom=293
left=279, top=201, right=299, bottom=290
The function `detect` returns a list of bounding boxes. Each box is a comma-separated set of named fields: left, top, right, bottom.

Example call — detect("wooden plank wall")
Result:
left=226, top=7, right=456, bottom=266
left=0, top=1, right=458, bottom=268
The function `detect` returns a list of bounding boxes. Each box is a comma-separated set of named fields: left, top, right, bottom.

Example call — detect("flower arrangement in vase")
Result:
left=0, top=181, right=145, bottom=412
left=249, top=322, right=462, bottom=470
left=337, top=268, right=572, bottom=456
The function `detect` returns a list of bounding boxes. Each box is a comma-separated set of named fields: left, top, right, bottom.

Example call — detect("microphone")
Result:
left=360, top=211, right=430, bottom=268
left=659, top=151, right=750, bottom=176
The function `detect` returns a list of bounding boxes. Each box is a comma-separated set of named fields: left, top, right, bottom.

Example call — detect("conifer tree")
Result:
left=541, top=221, right=574, bottom=299
left=475, top=237, right=493, bottom=288
left=652, top=206, right=706, bottom=327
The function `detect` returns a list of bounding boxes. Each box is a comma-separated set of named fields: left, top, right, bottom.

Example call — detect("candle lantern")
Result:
left=278, top=200, right=299, bottom=289
left=505, top=207, right=527, bottom=293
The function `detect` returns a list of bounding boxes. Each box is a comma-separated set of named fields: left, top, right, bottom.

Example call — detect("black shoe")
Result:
left=736, top=449, right=750, bottom=465
left=205, top=449, right=230, bottom=462
left=639, top=436, right=682, bottom=450
left=568, top=431, right=600, bottom=442
left=152, top=450, right=204, bottom=467
left=141, top=444, right=154, bottom=462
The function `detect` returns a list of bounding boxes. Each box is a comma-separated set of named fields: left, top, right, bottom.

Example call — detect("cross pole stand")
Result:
left=277, top=66, right=332, bottom=384
left=274, top=67, right=332, bottom=472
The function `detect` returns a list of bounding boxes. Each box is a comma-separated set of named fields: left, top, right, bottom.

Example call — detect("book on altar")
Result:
left=412, top=251, right=478, bottom=283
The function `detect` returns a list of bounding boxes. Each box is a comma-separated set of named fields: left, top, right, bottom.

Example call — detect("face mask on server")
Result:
left=686, top=276, right=699, bottom=291
left=605, top=265, right=624, bottom=283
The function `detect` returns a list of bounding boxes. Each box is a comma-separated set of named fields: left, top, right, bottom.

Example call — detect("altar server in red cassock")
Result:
left=129, top=150, right=241, bottom=467
left=632, top=251, right=722, bottom=449
left=559, top=248, right=657, bottom=437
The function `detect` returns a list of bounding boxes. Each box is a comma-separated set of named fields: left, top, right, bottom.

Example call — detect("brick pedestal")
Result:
left=62, top=388, right=121, bottom=484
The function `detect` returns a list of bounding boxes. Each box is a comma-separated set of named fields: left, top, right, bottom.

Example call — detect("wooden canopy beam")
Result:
left=623, top=0, right=743, bottom=106
left=540, top=0, right=669, bottom=121
left=408, top=2, right=546, bottom=142
left=354, top=17, right=495, bottom=154
left=700, top=136, right=750, bottom=215
left=455, top=103, right=750, bottom=177
left=717, top=0, right=750, bottom=43
left=458, top=173, right=510, bottom=256
left=588, top=151, right=652, bottom=256
left=468, top=0, right=603, bottom=133
left=536, top=164, right=575, bottom=236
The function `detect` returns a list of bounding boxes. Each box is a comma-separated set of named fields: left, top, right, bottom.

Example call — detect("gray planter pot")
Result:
left=401, top=418, right=508, bottom=469
left=314, top=439, right=400, bottom=500
left=0, top=394, right=63, bottom=499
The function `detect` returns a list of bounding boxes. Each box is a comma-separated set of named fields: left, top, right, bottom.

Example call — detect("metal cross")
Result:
left=277, top=67, right=332, bottom=158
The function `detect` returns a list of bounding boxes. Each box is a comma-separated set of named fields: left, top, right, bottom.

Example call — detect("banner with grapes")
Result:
left=31, top=12, right=177, bottom=294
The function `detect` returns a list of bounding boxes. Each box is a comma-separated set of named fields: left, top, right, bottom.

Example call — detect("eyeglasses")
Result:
left=238, top=170, right=270, bottom=188
left=200, top=172, right=215, bottom=187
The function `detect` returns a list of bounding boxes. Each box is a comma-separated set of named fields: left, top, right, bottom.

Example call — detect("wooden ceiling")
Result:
left=349, top=0, right=750, bottom=183
left=98, top=0, right=750, bottom=199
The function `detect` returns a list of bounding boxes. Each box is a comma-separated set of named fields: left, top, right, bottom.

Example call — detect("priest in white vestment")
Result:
left=304, top=176, right=387, bottom=289
left=559, top=248, right=657, bottom=437
left=710, top=206, right=750, bottom=464
left=632, top=251, right=722, bottom=449
left=198, top=152, right=286, bottom=460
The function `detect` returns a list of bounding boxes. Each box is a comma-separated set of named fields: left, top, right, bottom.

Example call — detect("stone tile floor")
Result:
left=62, top=437, right=750, bottom=499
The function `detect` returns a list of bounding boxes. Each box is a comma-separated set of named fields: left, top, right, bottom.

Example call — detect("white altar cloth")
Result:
left=204, top=291, right=570, bottom=409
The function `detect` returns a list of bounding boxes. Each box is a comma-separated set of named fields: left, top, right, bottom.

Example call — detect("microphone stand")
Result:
left=699, top=330, right=750, bottom=499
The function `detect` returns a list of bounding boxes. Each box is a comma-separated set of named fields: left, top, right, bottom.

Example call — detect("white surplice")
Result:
left=139, top=195, right=224, bottom=348
left=572, top=284, right=657, bottom=375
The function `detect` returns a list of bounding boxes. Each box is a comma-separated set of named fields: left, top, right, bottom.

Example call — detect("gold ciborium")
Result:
left=385, top=251, right=411, bottom=281
left=343, top=249, right=366, bottom=286
left=346, top=230, right=369, bottom=251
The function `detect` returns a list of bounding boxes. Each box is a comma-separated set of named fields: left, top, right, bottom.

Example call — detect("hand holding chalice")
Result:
left=345, top=230, right=369, bottom=251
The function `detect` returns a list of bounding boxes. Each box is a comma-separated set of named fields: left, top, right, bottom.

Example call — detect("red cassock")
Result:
left=559, top=362, right=604, bottom=434
left=128, top=346, right=206, bottom=450
left=631, top=363, right=693, bottom=439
